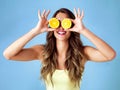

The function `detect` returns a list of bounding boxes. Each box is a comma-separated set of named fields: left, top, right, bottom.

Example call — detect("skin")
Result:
left=3, top=8, right=116, bottom=70
left=54, top=12, right=71, bottom=69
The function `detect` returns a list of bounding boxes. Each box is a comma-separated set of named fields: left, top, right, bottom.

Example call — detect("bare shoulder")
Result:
left=83, top=45, right=94, bottom=53
left=31, top=44, right=45, bottom=61
left=83, top=45, right=99, bottom=61
left=31, top=44, right=44, bottom=50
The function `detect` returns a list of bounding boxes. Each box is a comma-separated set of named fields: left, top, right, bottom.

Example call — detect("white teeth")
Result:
left=58, top=31, right=66, bottom=35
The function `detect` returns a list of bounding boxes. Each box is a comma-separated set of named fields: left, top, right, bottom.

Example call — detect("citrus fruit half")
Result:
left=49, top=18, right=60, bottom=29
left=61, top=18, right=72, bottom=29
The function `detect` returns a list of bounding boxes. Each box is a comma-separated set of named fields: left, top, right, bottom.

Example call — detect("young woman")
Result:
left=3, top=8, right=116, bottom=90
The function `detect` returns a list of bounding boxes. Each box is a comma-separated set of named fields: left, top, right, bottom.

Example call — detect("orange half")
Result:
left=61, top=18, right=72, bottom=29
left=49, top=18, right=60, bottom=29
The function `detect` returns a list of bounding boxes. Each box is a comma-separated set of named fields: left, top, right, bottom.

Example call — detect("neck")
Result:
left=56, top=40, right=69, bottom=57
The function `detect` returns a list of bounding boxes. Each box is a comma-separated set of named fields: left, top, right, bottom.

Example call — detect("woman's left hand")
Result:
left=69, top=8, right=86, bottom=33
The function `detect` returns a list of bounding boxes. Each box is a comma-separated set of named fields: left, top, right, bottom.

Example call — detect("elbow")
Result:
left=107, top=50, right=116, bottom=61
left=3, top=51, right=12, bottom=60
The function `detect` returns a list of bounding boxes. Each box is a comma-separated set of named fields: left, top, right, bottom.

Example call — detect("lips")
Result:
left=57, top=31, right=66, bottom=35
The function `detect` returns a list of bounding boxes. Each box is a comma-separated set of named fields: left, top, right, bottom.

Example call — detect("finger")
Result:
left=45, top=10, right=50, bottom=18
left=81, top=10, right=84, bottom=19
left=74, top=8, right=78, bottom=17
left=68, top=28, right=74, bottom=32
left=65, top=29, right=71, bottom=31
left=47, top=28, right=55, bottom=31
left=38, top=10, right=41, bottom=20
left=78, top=8, right=81, bottom=17
left=41, top=9, right=46, bottom=17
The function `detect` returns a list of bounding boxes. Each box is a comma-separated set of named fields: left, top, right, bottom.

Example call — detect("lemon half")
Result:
left=61, top=18, right=72, bottom=29
left=49, top=18, right=60, bottom=29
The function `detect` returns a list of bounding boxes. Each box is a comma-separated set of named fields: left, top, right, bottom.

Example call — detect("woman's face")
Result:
left=54, top=12, right=71, bottom=41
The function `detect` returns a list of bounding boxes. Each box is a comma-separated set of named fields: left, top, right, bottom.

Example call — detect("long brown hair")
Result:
left=41, top=8, right=87, bottom=86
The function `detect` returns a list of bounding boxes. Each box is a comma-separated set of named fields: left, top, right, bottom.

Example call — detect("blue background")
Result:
left=0, top=0, right=120, bottom=90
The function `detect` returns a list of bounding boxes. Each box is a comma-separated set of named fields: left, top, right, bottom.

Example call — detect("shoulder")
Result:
left=31, top=44, right=45, bottom=61
left=31, top=44, right=44, bottom=50
left=83, top=45, right=95, bottom=61
left=83, top=45, right=95, bottom=52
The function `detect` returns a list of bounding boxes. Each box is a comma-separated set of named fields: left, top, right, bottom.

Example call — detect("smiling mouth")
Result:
left=57, top=31, right=66, bottom=35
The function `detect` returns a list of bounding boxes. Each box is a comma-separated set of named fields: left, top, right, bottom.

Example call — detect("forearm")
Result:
left=3, top=28, right=40, bottom=59
left=80, top=28, right=116, bottom=59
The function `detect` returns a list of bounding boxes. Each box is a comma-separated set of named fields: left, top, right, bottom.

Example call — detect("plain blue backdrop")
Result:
left=0, top=0, right=120, bottom=90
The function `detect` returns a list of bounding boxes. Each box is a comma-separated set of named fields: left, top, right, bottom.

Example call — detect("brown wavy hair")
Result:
left=41, top=8, right=87, bottom=86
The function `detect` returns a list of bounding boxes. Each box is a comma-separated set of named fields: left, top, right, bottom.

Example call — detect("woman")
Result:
left=3, top=8, right=116, bottom=90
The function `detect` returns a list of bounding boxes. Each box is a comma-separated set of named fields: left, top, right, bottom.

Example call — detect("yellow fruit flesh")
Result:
left=62, top=18, right=72, bottom=29
left=49, top=18, right=59, bottom=29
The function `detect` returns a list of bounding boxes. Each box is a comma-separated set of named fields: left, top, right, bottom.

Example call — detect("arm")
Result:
left=69, top=8, right=116, bottom=62
left=82, top=29, right=116, bottom=62
left=3, top=29, right=43, bottom=61
left=3, top=10, right=54, bottom=61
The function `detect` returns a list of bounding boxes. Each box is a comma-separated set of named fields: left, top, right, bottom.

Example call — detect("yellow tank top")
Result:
left=45, top=69, right=80, bottom=90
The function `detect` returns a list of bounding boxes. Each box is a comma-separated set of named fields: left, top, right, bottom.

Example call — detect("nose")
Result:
left=59, top=26, right=64, bottom=31
left=59, top=25, right=63, bottom=29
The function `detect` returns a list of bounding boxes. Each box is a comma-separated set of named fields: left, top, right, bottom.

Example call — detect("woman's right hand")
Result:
left=34, top=10, right=55, bottom=34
